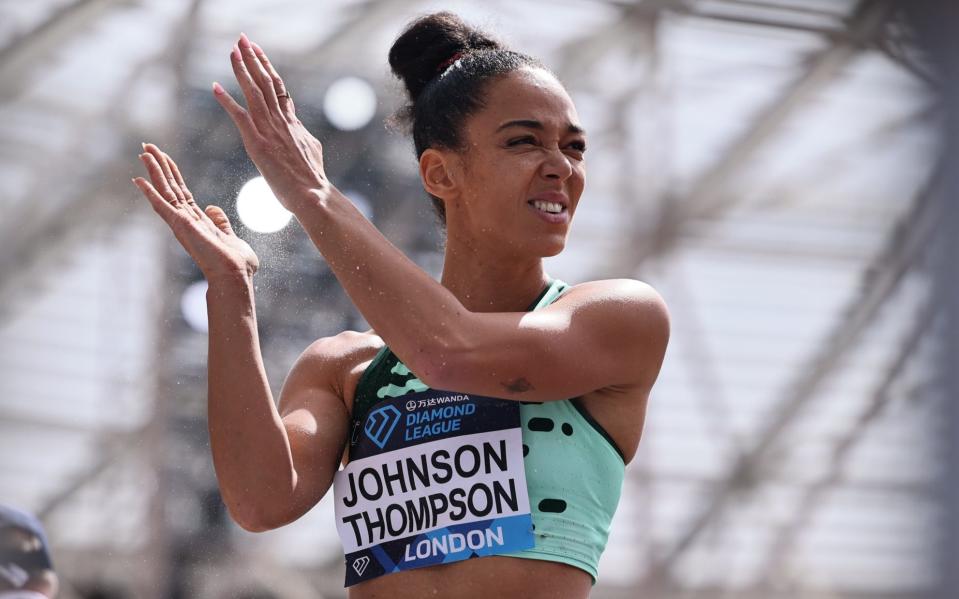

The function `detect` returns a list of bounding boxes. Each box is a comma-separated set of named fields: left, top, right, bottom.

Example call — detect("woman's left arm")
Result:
left=302, top=190, right=669, bottom=402
left=210, top=34, right=669, bottom=402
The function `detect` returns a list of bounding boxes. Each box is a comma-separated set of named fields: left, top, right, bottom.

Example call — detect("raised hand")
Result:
left=213, top=34, right=332, bottom=215
left=133, top=144, right=259, bottom=280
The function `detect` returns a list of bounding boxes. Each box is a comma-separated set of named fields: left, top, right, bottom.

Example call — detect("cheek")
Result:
left=474, top=158, right=531, bottom=196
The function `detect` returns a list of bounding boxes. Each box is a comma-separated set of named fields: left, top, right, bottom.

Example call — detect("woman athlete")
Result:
left=133, top=12, right=669, bottom=599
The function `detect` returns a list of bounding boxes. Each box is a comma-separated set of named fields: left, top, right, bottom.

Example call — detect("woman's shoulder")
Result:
left=295, top=330, right=386, bottom=409
left=559, top=278, right=668, bottom=312
left=295, top=329, right=385, bottom=384
left=302, top=329, right=385, bottom=364
left=556, top=277, right=670, bottom=349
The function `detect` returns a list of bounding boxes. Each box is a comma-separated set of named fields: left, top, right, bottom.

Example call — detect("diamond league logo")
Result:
left=406, top=400, right=417, bottom=411
left=364, top=404, right=402, bottom=449
left=352, top=555, right=370, bottom=577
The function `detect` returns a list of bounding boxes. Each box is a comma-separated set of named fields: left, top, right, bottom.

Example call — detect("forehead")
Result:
left=471, top=67, right=581, bottom=133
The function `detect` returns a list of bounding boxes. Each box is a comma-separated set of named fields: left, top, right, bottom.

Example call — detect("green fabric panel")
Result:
left=500, top=397, right=624, bottom=582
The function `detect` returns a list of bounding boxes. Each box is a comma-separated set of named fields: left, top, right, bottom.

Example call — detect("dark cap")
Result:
left=0, top=505, right=54, bottom=574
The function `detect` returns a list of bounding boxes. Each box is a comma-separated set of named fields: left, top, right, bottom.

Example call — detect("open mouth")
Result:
left=528, top=199, right=566, bottom=215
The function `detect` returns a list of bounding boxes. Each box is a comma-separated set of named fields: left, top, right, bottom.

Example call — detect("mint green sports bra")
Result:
left=349, top=279, right=625, bottom=582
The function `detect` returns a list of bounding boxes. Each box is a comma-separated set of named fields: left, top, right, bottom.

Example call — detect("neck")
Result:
left=440, top=235, right=550, bottom=313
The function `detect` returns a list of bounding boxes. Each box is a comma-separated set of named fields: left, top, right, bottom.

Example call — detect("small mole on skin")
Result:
left=502, top=377, right=534, bottom=393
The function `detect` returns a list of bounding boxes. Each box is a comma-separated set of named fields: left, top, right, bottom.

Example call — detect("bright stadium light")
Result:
left=323, top=76, right=377, bottom=131
left=235, top=176, right=292, bottom=233
left=181, top=279, right=209, bottom=333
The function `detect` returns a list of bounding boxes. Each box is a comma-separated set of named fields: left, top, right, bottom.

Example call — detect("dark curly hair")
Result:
left=388, top=12, right=548, bottom=225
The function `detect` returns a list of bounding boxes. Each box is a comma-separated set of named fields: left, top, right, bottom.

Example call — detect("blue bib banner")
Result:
left=333, top=388, right=535, bottom=586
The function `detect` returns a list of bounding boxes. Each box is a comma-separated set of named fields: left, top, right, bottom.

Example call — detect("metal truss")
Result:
left=642, top=155, right=945, bottom=586
left=615, top=0, right=896, bottom=276
left=3, top=3, right=205, bottom=596
left=0, top=0, right=130, bottom=103
left=755, top=293, right=938, bottom=589
left=300, top=0, right=429, bottom=69
left=0, top=0, right=204, bottom=323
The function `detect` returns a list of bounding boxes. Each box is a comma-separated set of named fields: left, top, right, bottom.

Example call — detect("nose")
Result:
left=541, top=146, right=574, bottom=181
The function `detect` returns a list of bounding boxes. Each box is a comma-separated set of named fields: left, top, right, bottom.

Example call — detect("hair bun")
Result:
left=388, top=12, right=501, bottom=103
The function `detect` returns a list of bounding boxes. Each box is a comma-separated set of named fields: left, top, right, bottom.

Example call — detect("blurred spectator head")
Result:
left=0, top=506, right=58, bottom=598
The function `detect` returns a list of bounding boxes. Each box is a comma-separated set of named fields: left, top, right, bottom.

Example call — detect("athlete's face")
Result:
left=446, top=67, right=587, bottom=257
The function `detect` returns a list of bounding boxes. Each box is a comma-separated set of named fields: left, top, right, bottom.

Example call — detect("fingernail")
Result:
left=239, top=32, right=251, bottom=48
left=212, top=81, right=224, bottom=94
left=251, top=41, right=263, bottom=54
left=141, top=142, right=147, bottom=150
left=231, top=45, right=240, bottom=60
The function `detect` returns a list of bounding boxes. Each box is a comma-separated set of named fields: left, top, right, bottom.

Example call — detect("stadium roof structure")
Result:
left=0, top=1, right=947, bottom=598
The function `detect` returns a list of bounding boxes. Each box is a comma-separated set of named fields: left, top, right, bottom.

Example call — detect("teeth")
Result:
left=532, top=200, right=563, bottom=214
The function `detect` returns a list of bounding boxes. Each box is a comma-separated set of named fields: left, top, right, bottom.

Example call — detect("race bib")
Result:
left=333, top=388, right=535, bottom=586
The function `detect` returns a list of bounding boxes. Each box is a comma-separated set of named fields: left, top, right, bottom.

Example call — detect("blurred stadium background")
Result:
left=0, top=0, right=955, bottom=597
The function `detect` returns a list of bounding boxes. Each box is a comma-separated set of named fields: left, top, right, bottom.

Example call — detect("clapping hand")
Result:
left=213, top=33, right=332, bottom=214
left=133, top=144, right=259, bottom=280
left=132, top=35, right=331, bottom=281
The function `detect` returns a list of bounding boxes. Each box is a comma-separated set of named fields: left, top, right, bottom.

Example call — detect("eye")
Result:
left=507, top=136, right=537, bottom=147
left=567, top=140, right=587, bottom=153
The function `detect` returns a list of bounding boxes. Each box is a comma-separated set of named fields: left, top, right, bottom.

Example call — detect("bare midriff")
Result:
left=348, top=555, right=592, bottom=599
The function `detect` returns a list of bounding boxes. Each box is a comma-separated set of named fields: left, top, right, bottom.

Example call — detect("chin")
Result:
left=500, top=228, right=568, bottom=259
left=537, top=236, right=567, bottom=258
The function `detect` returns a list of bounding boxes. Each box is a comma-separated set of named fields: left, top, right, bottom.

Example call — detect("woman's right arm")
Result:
left=132, top=144, right=349, bottom=532
left=206, top=273, right=350, bottom=532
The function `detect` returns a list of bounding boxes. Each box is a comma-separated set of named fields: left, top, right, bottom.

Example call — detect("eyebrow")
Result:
left=496, top=119, right=586, bottom=136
